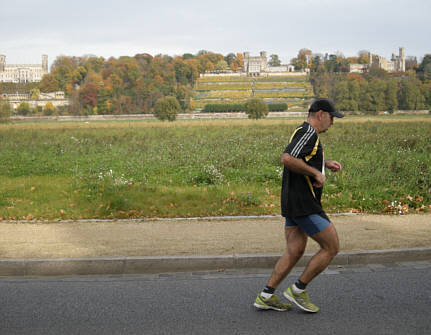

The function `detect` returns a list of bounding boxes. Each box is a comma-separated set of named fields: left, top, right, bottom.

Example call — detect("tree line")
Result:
left=292, top=49, right=431, bottom=112
left=1, top=49, right=430, bottom=117
left=0, top=51, right=245, bottom=116
left=311, top=66, right=431, bottom=113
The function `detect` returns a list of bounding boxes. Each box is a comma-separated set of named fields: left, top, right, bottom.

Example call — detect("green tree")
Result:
left=268, top=54, right=281, bottom=67
left=334, top=80, right=359, bottom=111
left=0, top=98, right=11, bottom=123
left=154, top=96, right=181, bottom=121
left=244, top=98, right=268, bottom=119
left=385, top=80, right=398, bottom=112
left=421, top=82, right=431, bottom=108
left=368, top=79, right=386, bottom=112
left=358, top=81, right=373, bottom=112
left=418, top=54, right=431, bottom=81
left=174, top=59, right=190, bottom=85
left=333, top=81, right=349, bottom=109
left=17, top=102, right=31, bottom=115
left=215, top=60, right=228, bottom=72
left=423, top=63, right=431, bottom=82
left=347, top=80, right=360, bottom=112
left=224, top=53, right=237, bottom=67
left=398, top=78, right=424, bottom=110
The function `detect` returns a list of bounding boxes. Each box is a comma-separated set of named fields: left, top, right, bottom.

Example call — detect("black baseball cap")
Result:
left=309, top=98, right=344, bottom=118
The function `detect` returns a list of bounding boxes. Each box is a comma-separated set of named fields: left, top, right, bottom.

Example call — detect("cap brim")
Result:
left=332, top=110, right=344, bottom=118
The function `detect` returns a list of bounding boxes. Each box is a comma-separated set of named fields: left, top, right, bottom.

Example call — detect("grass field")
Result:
left=0, top=115, right=430, bottom=220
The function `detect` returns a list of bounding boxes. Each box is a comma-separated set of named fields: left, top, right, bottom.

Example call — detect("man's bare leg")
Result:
left=299, top=223, right=339, bottom=284
left=267, top=226, right=308, bottom=289
left=282, top=223, right=339, bottom=313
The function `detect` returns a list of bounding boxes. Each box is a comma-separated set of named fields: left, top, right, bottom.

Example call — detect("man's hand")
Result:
left=313, top=171, right=326, bottom=188
left=325, top=160, right=342, bottom=172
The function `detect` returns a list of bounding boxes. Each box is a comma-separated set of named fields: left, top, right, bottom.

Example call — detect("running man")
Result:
left=254, top=98, right=344, bottom=313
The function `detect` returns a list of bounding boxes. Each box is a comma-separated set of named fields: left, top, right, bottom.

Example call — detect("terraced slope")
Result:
left=192, top=74, right=313, bottom=111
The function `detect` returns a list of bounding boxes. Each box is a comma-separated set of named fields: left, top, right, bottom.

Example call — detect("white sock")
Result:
left=261, top=292, right=273, bottom=299
left=292, top=284, right=305, bottom=294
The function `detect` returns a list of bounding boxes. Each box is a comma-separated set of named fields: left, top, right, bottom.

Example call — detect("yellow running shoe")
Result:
left=254, top=293, right=292, bottom=311
left=284, top=285, right=319, bottom=313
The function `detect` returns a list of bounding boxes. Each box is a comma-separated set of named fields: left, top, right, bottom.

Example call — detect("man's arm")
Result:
left=281, top=153, right=326, bottom=187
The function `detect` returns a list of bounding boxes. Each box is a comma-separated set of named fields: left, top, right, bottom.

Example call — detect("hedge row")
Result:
left=202, top=103, right=288, bottom=113
left=268, top=103, right=289, bottom=111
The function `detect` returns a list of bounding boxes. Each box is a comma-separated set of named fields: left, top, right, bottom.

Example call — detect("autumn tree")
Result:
left=39, top=74, right=60, bottom=92
left=51, top=56, right=77, bottom=90
left=358, top=50, right=370, bottom=64
left=293, top=48, right=312, bottom=70
left=79, top=82, right=99, bottom=109
left=43, top=102, right=56, bottom=116
left=30, top=88, right=40, bottom=99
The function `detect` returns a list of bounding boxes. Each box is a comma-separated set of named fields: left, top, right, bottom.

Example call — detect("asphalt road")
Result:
left=1, top=261, right=430, bottom=335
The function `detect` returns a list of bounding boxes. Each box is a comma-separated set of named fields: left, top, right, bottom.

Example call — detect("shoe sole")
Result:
left=253, top=302, right=288, bottom=312
left=283, top=290, right=318, bottom=313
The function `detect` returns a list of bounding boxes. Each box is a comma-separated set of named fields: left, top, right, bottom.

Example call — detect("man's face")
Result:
left=320, top=111, right=334, bottom=133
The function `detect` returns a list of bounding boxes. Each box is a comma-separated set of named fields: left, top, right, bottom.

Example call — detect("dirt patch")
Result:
left=0, top=214, right=430, bottom=259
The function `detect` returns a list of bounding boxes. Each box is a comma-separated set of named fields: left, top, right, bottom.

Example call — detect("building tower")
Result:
left=399, top=47, right=405, bottom=72
left=42, top=55, right=48, bottom=73
left=260, top=51, right=267, bottom=71
left=0, top=55, right=5, bottom=72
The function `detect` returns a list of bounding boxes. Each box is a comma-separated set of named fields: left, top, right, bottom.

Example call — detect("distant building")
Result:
left=242, top=51, right=296, bottom=76
left=201, top=51, right=303, bottom=78
left=349, top=63, right=368, bottom=73
left=2, top=91, right=69, bottom=110
left=350, top=47, right=405, bottom=73
left=243, top=51, right=268, bottom=76
left=0, top=55, right=48, bottom=83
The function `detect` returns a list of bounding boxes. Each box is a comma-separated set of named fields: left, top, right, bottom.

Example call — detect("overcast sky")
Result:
left=1, top=0, right=430, bottom=68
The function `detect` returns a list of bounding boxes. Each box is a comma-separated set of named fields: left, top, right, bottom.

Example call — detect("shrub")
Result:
left=244, top=98, right=269, bottom=119
left=154, top=96, right=181, bottom=121
left=43, top=102, right=56, bottom=116
left=268, top=103, right=288, bottom=111
left=17, top=102, right=31, bottom=116
left=202, top=103, right=245, bottom=113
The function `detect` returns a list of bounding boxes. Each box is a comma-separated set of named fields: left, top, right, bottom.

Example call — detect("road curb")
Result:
left=1, top=247, right=431, bottom=277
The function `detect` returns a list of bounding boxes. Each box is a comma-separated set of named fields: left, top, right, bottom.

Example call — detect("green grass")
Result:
left=0, top=116, right=430, bottom=219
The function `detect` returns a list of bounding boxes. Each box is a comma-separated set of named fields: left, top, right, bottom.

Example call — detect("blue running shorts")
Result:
left=285, top=214, right=330, bottom=236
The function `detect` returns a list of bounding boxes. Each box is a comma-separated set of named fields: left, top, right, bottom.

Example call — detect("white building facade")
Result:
left=0, top=55, right=48, bottom=83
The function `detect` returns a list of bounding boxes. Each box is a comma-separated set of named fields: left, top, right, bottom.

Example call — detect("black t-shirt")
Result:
left=281, top=122, right=328, bottom=220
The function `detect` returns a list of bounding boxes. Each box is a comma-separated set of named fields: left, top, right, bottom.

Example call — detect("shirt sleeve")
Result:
left=284, top=126, right=317, bottom=158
